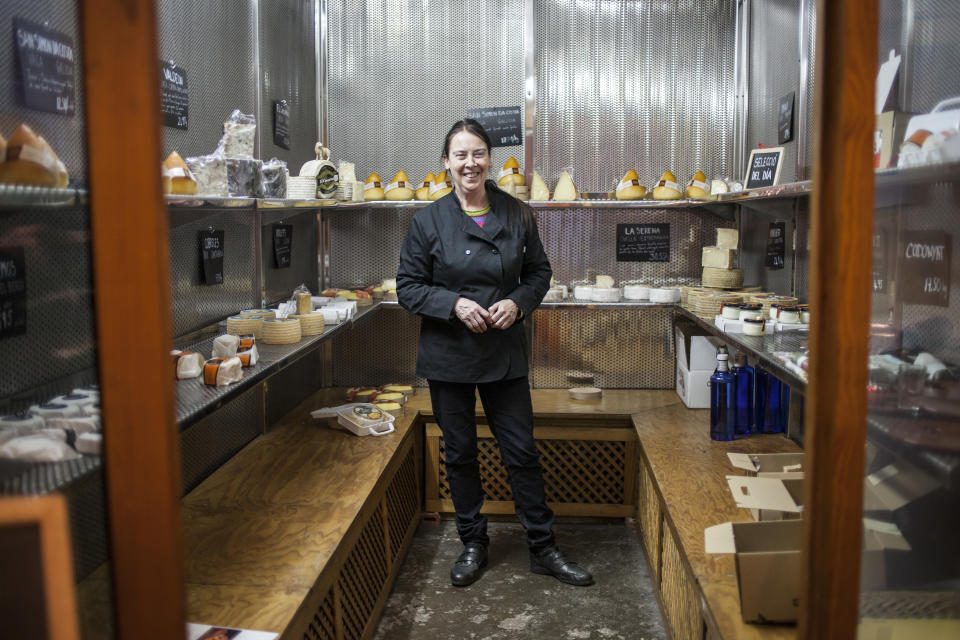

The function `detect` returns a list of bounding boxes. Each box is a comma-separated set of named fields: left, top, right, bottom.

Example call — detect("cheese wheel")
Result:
left=710, top=179, right=730, bottom=195
left=686, top=170, right=709, bottom=198
left=552, top=171, right=578, bottom=200
left=0, top=124, right=59, bottom=187
left=652, top=170, right=682, bottom=200
left=416, top=172, right=435, bottom=200
left=569, top=387, right=603, bottom=400
left=573, top=285, right=594, bottom=300
left=385, top=170, right=414, bottom=200
left=623, top=284, right=651, bottom=300
left=163, top=151, right=198, bottom=195
left=364, top=172, right=385, bottom=201
left=530, top=170, right=550, bottom=201
left=649, top=287, right=682, bottom=303
left=375, top=391, right=406, bottom=403
left=497, top=156, right=525, bottom=186
left=592, top=287, right=620, bottom=302
left=381, top=383, right=414, bottom=396
left=428, top=170, right=453, bottom=200
left=615, top=169, right=646, bottom=200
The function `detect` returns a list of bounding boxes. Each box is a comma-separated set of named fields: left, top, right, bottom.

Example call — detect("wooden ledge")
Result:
left=633, top=404, right=800, bottom=639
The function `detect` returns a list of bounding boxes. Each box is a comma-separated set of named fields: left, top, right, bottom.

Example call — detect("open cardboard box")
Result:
left=728, top=452, right=804, bottom=477
left=674, top=320, right=723, bottom=371
left=861, top=517, right=914, bottom=591
left=727, top=475, right=803, bottom=521
left=705, top=519, right=803, bottom=623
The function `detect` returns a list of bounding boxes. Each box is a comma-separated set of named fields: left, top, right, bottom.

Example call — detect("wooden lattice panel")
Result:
left=303, top=588, right=336, bottom=640
left=438, top=437, right=627, bottom=505
left=385, top=447, right=419, bottom=561
left=638, top=458, right=663, bottom=582
left=660, top=527, right=703, bottom=640
left=338, top=504, right=388, bottom=640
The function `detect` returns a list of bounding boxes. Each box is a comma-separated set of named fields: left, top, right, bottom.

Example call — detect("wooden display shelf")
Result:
left=633, top=403, right=800, bottom=640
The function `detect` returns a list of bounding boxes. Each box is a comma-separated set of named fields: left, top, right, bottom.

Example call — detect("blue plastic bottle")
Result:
left=731, top=353, right=755, bottom=436
left=755, top=364, right=783, bottom=434
left=710, top=349, right=737, bottom=441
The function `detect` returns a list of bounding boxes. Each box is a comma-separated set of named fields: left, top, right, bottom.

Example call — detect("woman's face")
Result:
left=444, top=130, right=490, bottom=198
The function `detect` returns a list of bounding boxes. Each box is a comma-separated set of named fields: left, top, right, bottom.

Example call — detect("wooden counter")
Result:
left=633, top=403, right=800, bottom=640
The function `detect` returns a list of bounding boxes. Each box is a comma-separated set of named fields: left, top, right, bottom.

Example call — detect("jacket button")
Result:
left=492, top=249, right=499, bottom=255
left=465, top=249, right=471, bottom=255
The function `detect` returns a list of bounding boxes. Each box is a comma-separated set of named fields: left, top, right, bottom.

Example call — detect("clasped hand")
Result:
left=454, top=297, right=518, bottom=333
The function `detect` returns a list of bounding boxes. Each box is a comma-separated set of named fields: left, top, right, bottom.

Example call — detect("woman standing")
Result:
left=397, top=119, right=592, bottom=587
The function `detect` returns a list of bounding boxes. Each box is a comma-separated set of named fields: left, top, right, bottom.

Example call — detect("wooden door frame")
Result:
left=80, top=1, right=185, bottom=637
left=802, top=0, right=878, bottom=637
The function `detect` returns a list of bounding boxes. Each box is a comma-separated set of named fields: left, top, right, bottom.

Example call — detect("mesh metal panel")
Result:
left=0, top=0, right=88, bottom=183
left=179, top=383, right=264, bottom=494
left=538, top=206, right=726, bottom=286
left=63, top=468, right=109, bottom=581
left=794, top=198, right=810, bottom=302
left=257, top=0, right=319, bottom=167
left=261, top=209, right=319, bottom=305
left=169, top=208, right=260, bottom=338
left=325, top=207, right=414, bottom=289
left=0, top=205, right=97, bottom=406
left=902, top=0, right=960, bottom=113
left=738, top=200, right=797, bottom=296
left=534, top=0, right=736, bottom=192
left=331, top=306, right=423, bottom=387
left=530, top=307, right=675, bottom=389
left=326, top=0, right=526, bottom=185
left=801, top=0, right=816, bottom=178
left=747, top=0, right=800, bottom=183
left=157, top=0, right=259, bottom=159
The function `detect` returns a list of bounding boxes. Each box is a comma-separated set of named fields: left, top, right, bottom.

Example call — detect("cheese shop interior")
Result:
left=1, top=0, right=959, bottom=639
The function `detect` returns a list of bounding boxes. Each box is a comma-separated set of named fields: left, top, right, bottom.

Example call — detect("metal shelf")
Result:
left=0, top=183, right=85, bottom=210
left=676, top=306, right=809, bottom=391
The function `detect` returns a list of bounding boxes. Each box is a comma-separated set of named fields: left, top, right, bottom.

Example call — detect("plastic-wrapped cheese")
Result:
left=235, top=345, right=259, bottom=366
left=172, top=350, right=204, bottom=379
left=213, top=334, right=241, bottom=357
left=530, top=170, right=549, bottom=201
left=163, top=151, right=198, bottom=195
left=652, top=170, right=682, bottom=200
left=498, top=156, right=524, bottom=186
left=702, top=246, right=737, bottom=269
left=202, top=357, right=243, bottom=386
left=76, top=432, right=103, bottom=455
left=385, top=170, right=414, bottom=200
left=552, top=171, right=578, bottom=200
left=416, top=172, right=434, bottom=201
left=364, top=172, right=385, bottom=201
left=716, top=228, right=738, bottom=249
left=48, top=415, right=101, bottom=434
left=29, top=403, right=82, bottom=419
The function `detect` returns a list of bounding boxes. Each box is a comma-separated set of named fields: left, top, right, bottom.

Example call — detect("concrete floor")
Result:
left=373, top=519, right=666, bottom=640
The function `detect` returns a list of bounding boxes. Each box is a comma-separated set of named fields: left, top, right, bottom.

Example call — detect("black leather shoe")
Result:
left=450, top=542, right=488, bottom=586
left=530, top=547, right=594, bottom=586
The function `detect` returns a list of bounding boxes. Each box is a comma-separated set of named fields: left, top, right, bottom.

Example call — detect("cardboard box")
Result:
left=674, top=321, right=723, bottom=371
left=861, top=517, right=914, bottom=590
left=676, top=362, right=711, bottom=409
left=728, top=452, right=804, bottom=477
left=726, top=475, right=803, bottom=521
left=705, top=519, right=803, bottom=623
left=875, top=111, right=913, bottom=169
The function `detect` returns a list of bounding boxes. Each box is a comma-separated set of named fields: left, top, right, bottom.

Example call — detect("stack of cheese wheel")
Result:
left=227, top=314, right=265, bottom=338
left=685, top=287, right=722, bottom=312
left=748, top=294, right=796, bottom=317
left=695, top=291, right=744, bottom=320
left=702, top=266, right=745, bottom=289
left=381, top=383, right=415, bottom=397
left=260, top=317, right=302, bottom=344
left=241, top=308, right=276, bottom=319
left=290, top=312, right=325, bottom=336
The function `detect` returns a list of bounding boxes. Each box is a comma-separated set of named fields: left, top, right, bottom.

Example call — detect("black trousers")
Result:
left=429, top=376, right=556, bottom=552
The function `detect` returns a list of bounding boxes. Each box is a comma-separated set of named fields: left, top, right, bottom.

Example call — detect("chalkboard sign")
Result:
left=466, top=106, right=522, bottom=147
left=744, top=147, right=784, bottom=189
left=766, top=221, right=786, bottom=269
left=778, top=92, right=795, bottom=144
left=616, top=223, right=670, bottom=262
left=273, top=224, right=292, bottom=268
left=0, top=247, right=27, bottom=339
left=160, top=61, right=189, bottom=129
left=900, top=230, right=951, bottom=307
left=13, top=18, right=76, bottom=115
left=199, top=230, right=224, bottom=285
left=273, top=100, right=290, bottom=150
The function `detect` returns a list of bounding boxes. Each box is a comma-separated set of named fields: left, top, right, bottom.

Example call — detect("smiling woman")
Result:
left=396, top=119, right=593, bottom=589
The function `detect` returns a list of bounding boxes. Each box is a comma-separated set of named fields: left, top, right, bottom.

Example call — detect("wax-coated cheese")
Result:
left=498, top=156, right=524, bottom=186
left=685, top=170, right=709, bottom=198
left=552, top=171, right=578, bottom=200
left=716, top=228, right=739, bottom=249
left=616, top=169, right=646, bottom=200
left=385, top=170, right=414, bottom=200
left=652, top=170, right=682, bottom=200
left=428, top=170, right=452, bottom=200
left=364, top=172, right=385, bottom=201
left=531, top=171, right=550, bottom=200
left=702, top=246, right=737, bottom=269
left=416, top=172, right=434, bottom=201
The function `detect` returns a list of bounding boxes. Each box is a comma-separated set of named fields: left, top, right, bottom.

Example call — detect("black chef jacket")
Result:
left=397, top=180, right=552, bottom=383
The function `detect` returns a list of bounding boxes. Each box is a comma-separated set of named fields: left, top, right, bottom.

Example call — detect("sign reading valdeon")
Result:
left=13, top=17, right=76, bottom=115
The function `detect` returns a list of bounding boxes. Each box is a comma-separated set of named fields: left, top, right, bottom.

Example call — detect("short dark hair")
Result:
left=442, top=118, right=492, bottom=158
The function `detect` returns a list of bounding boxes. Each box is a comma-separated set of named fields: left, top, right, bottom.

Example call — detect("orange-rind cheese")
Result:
left=615, top=169, right=646, bottom=200
left=385, top=170, right=414, bottom=200
left=416, top=172, right=435, bottom=200
left=497, top=156, right=525, bottom=186
left=652, top=170, right=682, bottom=200
left=428, top=170, right=453, bottom=200
left=364, top=172, right=385, bottom=201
